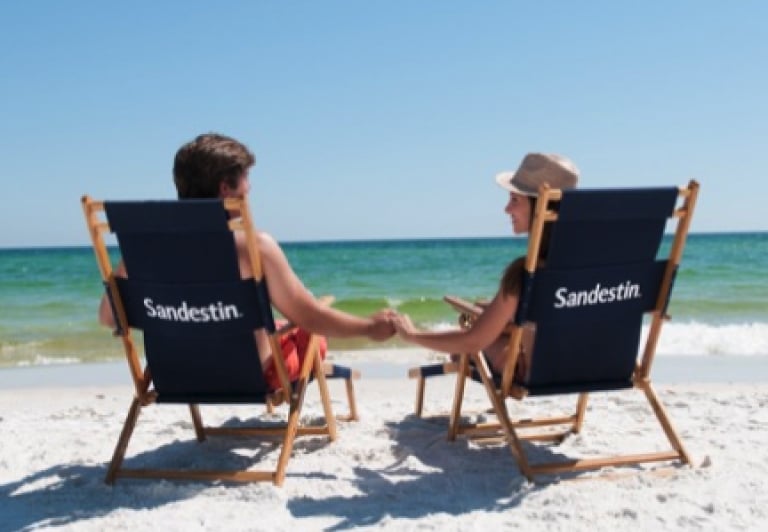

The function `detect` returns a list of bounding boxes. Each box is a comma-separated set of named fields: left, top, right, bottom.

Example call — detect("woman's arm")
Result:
left=392, top=289, right=518, bottom=354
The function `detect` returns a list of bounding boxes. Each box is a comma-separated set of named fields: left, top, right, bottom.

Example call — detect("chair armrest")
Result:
left=444, top=295, right=515, bottom=334
left=443, top=295, right=484, bottom=318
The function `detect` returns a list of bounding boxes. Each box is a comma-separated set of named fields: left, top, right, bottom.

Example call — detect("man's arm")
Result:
left=256, top=232, right=394, bottom=340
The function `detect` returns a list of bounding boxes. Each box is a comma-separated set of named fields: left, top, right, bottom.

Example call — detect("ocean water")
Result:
left=1, top=233, right=767, bottom=367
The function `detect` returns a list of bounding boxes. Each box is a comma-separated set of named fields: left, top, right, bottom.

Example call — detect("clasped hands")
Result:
left=368, top=309, right=417, bottom=341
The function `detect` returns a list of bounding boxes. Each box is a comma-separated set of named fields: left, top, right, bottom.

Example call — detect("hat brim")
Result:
left=494, top=171, right=538, bottom=197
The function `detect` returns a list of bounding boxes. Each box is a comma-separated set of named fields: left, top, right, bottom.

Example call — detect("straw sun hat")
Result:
left=495, top=153, right=579, bottom=197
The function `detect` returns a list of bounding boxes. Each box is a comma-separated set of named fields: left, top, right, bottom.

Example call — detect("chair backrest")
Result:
left=103, top=199, right=276, bottom=403
left=513, top=186, right=685, bottom=396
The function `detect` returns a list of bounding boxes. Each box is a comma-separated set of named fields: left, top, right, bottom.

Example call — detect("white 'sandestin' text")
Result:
left=554, top=281, right=641, bottom=309
left=144, top=298, right=242, bottom=322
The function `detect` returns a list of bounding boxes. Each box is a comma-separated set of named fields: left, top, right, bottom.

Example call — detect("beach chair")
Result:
left=430, top=181, right=700, bottom=481
left=81, top=195, right=359, bottom=485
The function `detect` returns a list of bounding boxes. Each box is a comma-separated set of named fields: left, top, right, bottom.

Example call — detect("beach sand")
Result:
left=2, top=348, right=767, bottom=531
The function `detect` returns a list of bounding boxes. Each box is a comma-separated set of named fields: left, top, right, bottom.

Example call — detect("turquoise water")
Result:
left=1, top=233, right=767, bottom=367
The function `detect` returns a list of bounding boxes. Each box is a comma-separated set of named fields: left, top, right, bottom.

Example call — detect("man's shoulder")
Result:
left=253, top=230, right=279, bottom=250
left=250, top=230, right=285, bottom=261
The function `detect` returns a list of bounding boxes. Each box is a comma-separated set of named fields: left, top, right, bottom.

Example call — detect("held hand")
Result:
left=367, top=309, right=397, bottom=341
left=390, top=312, right=417, bottom=340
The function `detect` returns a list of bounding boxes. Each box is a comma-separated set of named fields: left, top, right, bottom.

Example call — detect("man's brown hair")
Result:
left=173, top=133, right=255, bottom=199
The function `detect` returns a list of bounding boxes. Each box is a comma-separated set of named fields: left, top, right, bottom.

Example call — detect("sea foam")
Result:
left=426, top=320, right=768, bottom=357
left=648, top=321, right=768, bottom=356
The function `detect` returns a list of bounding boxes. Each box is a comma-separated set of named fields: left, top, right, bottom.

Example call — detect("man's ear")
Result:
left=218, top=181, right=230, bottom=198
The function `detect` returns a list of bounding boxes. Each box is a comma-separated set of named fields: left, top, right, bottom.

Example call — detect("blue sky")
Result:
left=1, top=1, right=766, bottom=247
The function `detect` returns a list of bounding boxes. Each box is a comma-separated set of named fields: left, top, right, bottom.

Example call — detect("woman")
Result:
left=391, top=152, right=579, bottom=376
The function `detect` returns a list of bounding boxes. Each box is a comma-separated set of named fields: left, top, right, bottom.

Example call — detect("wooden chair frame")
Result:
left=81, top=195, right=356, bottom=485
left=416, top=181, right=699, bottom=481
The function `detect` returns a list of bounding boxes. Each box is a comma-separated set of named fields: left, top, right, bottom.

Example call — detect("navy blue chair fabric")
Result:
left=513, top=187, right=679, bottom=396
left=104, top=200, right=276, bottom=404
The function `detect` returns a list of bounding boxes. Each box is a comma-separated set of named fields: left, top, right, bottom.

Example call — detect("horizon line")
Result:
left=1, top=230, right=767, bottom=251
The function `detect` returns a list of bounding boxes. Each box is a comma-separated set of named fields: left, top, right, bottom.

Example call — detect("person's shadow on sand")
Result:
left=0, top=416, right=332, bottom=531
left=286, top=413, right=580, bottom=530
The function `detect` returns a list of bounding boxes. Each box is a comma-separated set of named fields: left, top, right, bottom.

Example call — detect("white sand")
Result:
left=1, top=348, right=767, bottom=530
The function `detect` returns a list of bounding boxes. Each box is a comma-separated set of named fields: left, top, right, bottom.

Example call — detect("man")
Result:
left=100, top=132, right=394, bottom=388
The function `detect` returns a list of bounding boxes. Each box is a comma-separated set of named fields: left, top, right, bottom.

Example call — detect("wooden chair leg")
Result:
left=474, top=361, right=533, bottom=481
left=573, top=393, right=589, bottom=433
left=105, top=397, right=142, bottom=485
left=344, top=377, right=359, bottom=421
left=274, top=379, right=308, bottom=487
left=414, top=377, right=426, bottom=417
left=321, top=362, right=360, bottom=421
left=448, top=356, right=470, bottom=441
left=313, top=354, right=338, bottom=441
left=189, top=404, right=206, bottom=441
left=409, top=362, right=460, bottom=419
left=641, top=382, right=692, bottom=464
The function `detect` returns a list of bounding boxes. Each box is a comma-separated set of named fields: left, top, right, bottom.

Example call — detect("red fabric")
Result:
left=264, top=325, right=328, bottom=391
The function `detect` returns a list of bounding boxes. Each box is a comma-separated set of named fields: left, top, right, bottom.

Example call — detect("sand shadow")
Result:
left=0, top=416, right=335, bottom=531
left=286, top=413, right=583, bottom=529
